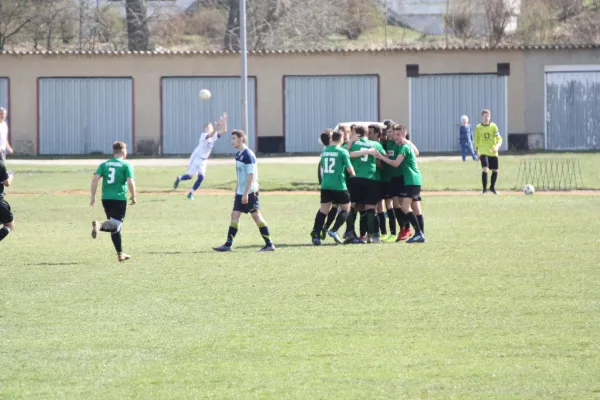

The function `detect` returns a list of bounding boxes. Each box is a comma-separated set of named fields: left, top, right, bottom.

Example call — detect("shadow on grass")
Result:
left=26, top=262, right=85, bottom=266
left=231, top=243, right=316, bottom=249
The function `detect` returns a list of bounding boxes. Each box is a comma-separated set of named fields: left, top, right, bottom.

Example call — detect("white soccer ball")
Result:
left=199, top=89, right=211, bottom=100
left=523, top=184, right=535, bottom=195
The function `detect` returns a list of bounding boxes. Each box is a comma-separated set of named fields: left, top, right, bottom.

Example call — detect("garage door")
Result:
left=161, top=77, right=257, bottom=155
left=38, top=78, right=133, bottom=155
left=546, top=67, right=600, bottom=150
left=409, top=74, right=508, bottom=153
left=0, top=78, right=8, bottom=111
left=284, top=75, right=379, bottom=153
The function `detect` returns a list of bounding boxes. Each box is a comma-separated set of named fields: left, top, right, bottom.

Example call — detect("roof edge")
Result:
left=1, top=44, right=600, bottom=56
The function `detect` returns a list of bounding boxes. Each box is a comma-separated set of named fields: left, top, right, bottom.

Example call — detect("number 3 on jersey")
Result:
left=107, top=167, right=116, bottom=184
left=360, top=154, right=369, bottom=162
left=323, top=157, right=336, bottom=174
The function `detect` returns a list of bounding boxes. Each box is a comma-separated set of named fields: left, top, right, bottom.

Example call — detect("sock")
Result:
left=111, top=232, right=123, bottom=253
left=359, top=211, right=367, bottom=237
left=100, top=220, right=118, bottom=233
left=490, top=171, right=498, bottom=190
left=0, top=226, right=11, bottom=242
left=191, top=175, right=204, bottom=191
left=373, top=211, right=380, bottom=237
left=225, top=222, right=238, bottom=246
left=482, top=171, right=488, bottom=191
left=405, top=211, right=422, bottom=234
left=366, top=209, right=376, bottom=236
left=331, top=210, right=349, bottom=232
left=312, top=211, right=327, bottom=235
left=179, top=174, right=192, bottom=181
left=394, top=208, right=407, bottom=231
left=345, top=210, right=357, bottom=236
left=387, top=208, right=397, bottom=235
left=323, top=206, right=338, bottom=230
left=377, top=212, right=387, bottom=235
left=257, top=223, right=272, bottom=245
left=416, top=214, right=424, bottom=233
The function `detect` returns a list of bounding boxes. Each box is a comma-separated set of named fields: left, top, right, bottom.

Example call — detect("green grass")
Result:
left=328, top=25, right=431, bottom=48
left=8, top=153, right=600, bottom=193
left=1, top=156, right=600, bottom=398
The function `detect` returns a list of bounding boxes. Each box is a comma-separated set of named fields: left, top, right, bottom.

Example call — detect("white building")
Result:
left=382, top=0, right=521, bottom=35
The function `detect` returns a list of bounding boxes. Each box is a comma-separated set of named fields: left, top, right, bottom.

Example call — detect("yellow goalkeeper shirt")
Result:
left=474, top=122, right=502, bottom=157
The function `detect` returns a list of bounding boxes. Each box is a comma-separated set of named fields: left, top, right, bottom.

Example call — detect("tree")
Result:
left=125, top=0, right=150, bottom=51
left=0, top=0, right=31, bottom=51
left=484, top=0, right=517, bottom=47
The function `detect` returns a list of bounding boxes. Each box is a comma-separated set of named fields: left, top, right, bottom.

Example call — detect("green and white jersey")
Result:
left=95, top=158, right=135, bottom=201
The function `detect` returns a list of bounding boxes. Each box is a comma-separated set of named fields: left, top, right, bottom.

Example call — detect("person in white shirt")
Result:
left=173, top=112, right=227, bottom=200
left=0, top=108, right=13, bottom=161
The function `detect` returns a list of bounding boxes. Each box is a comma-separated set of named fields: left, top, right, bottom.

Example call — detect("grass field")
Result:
left=1, top=154, right=599, bottom=399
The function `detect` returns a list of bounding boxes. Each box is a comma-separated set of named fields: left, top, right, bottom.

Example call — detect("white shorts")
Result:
left=186, top=158, right=207, bottom=176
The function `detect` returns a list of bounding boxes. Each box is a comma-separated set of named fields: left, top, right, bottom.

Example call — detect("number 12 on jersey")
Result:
left=323, top=157, right=336, bottom=174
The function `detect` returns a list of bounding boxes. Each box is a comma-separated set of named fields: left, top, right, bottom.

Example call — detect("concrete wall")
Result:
left=0, top=47, right=598, bottom=155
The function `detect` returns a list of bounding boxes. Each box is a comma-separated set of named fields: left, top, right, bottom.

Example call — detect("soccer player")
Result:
left=345, top=125, right=386, bottom=244
left=375, top=125, right=426, bottom=243
left=459, top=115, right=477, bottom=161
left=173, top=112, right=228, bottom=200
left=311, top=130, right=355, bottom=245
left=213, top=130, right=275, bottom=252
left=378, top=124, right=397, bottom=242
left=0, top=159, right=15, bottom=243
left=0, top=108, right=13, bottom=161
left=474, top=109, right=503, bottom=195
left=90, top=141, right=137, bottom=262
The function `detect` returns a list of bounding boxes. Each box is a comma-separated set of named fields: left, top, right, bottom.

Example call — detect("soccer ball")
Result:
left=523, top=184, right=535, bottom=195
left=199, top=89, right=211, bottom=100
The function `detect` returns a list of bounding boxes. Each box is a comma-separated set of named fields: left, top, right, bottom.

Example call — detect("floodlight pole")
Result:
left=240, top=0, right=249, bottom=143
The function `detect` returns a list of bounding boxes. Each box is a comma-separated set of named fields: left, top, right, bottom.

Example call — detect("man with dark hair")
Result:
left=90, top=141, right=137, bottom=262
left=214, top=130, right=275, bottom=252
left=311, top=130, right=355, bottom=245
left=0, top=158, right=15, bottom=243
left=344, top=125, right=386, bottom=244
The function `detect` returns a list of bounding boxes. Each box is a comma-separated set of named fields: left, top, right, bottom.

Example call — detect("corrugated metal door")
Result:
left=161, top=77, right=257, bottom=155
left=409, top=75, right=508, bottom=153
left=0, top=78, right=8, bottom=110
left=284, top=76, right=379, bottom=153
left=546, top=71, right=600, bottom=150
left=39, top=78, right=133, bottom=155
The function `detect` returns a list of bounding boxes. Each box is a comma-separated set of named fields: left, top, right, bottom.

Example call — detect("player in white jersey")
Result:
left=0, top=108, right=13, bottom=161
left=173, top=112, right=227, bottom=200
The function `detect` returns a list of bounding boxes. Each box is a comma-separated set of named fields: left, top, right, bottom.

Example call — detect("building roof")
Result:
left=1, top=44, right=599, bottom=56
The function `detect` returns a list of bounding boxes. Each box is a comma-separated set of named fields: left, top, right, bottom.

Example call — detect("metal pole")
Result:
left=240, top=0, right=249, bottom=142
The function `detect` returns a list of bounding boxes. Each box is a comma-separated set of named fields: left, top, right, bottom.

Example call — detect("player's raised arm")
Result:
left=217, top=112, right=228, bottom=137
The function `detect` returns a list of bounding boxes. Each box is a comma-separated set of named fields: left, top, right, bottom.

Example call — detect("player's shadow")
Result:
left=233, top=243, right=315, bottom=249
left=25, top=262, right=85, bottom=266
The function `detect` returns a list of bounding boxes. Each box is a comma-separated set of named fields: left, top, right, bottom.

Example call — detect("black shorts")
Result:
left=348, top=177, right=380, bottom=205
left=0, top=199, right=13, bottom=224
left=102, top=199, right=127, bottom=222
left=380, top=181, right=393, bottom=200
left=233, top=192, right=260, bottom=214
left=320, top=189, right=351, bottom=205
left=390, top=176, right=406, bottom=198
left=403, top=185, right=422, bottom=201
left=480, top=155, right=499, bottom=170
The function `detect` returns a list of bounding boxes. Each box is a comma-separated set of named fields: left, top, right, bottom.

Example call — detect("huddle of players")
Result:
left=311, top=120, right=426, bottom=245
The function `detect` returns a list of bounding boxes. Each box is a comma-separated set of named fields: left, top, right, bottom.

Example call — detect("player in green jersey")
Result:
left=474, top=109, right=503, bottom=195
left=90, top=141, right=137, bottom=262
left=311, top=130, right=356, bottom=245
left=344, top=125, right=386, bottom=244
left=375, top=125, right=426, bottom=244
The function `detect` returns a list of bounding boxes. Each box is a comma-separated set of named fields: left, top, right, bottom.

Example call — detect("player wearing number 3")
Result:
left=310, top=130, right=355, bottom=245
left=90, top=141, right=137, bottom=262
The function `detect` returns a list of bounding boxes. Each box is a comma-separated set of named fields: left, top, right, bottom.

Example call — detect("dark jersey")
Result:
left=0, top=160, right=9, bottom=199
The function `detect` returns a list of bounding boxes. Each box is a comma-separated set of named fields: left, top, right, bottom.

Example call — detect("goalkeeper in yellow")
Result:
left=474, top=109, right=503, bottom=195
